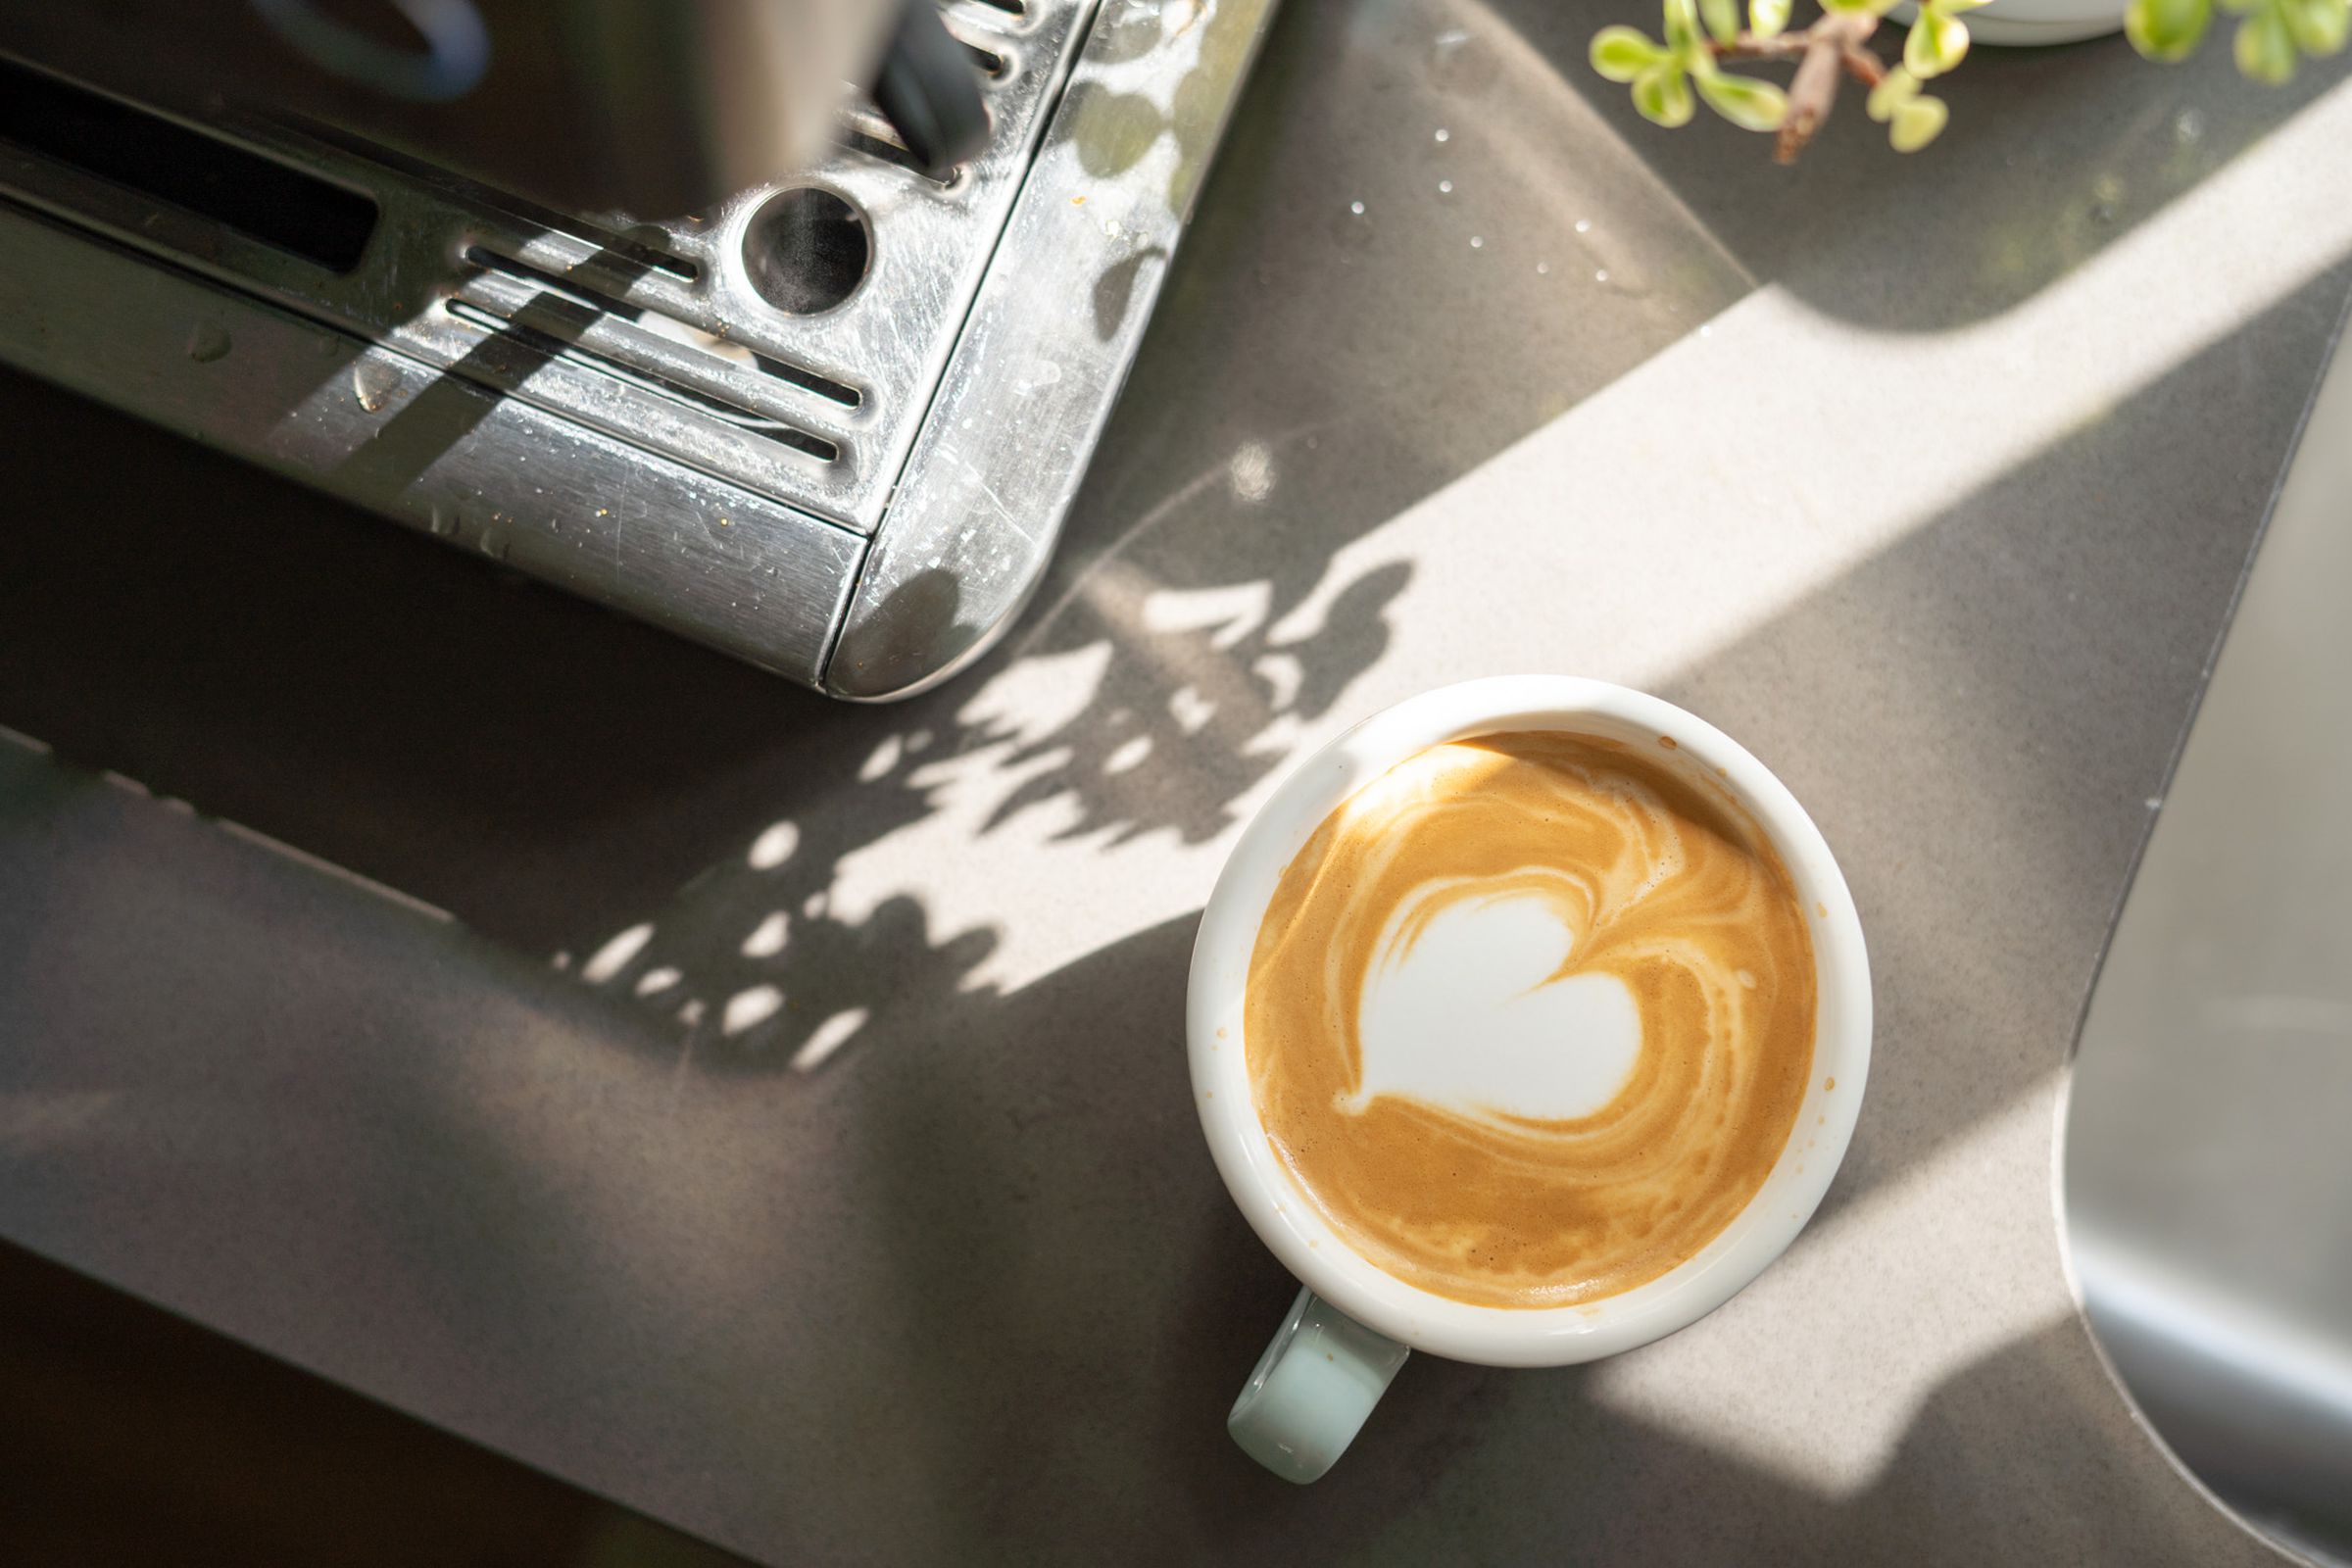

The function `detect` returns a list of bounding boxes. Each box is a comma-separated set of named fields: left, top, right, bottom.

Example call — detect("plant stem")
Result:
left=1713, top=31, right=1814, bottom=62
left=1719, top=12, right=1882, bottom=163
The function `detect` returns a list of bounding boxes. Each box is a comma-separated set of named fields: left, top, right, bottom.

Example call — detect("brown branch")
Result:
left=1839, top=42, right=1889, bottom=88
left=1697, top=13, right=1888, bottom=165
left=1775, top=12, right=1879, bottom=164
left=1714, top=31, right=1814, bottom=62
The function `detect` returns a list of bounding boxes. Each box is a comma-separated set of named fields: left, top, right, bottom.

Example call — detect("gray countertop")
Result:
left=4, top=3, right=2351, bottom=1561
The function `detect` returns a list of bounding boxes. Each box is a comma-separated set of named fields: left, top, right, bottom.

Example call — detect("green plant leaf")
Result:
left=1696, top=71, right=1790, bottom=130
left=1632, top=62, right=1698, bottom=126
left=1821, top=0, right=1883, bottom=15
left=2281, top=0, right=2350, bottom=51
left=1592, top=25, right=1670, bottom=79
left=1663, top=0, right=1704, bottom=52
left=2127, top=0, right=2216, bottom=54
left=1906, top=9, right=1973, bottom=74
left=2236, top=0, right=2299, bottom=76
left=1867, top=66, right=1921, bottom=120
left=1750, top=0, right=1794, bottom=35
left=1701, top=0, right=1742, bottom=42
left=1890, top=95, right=1950, bottom=151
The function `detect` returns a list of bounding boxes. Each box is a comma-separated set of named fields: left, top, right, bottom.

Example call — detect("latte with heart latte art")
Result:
left=1244, top=730, right=1817, bottom=1308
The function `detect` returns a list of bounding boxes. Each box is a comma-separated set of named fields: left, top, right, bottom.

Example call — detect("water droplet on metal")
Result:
left=1433, top=126, right=1450, bottom=143
left=1438, top=179, right=1453, bottom=195
left=1428, top=27, right=1499, bottom=94
left=2087, top=173, right=2125, bottom=227
left=186, top=323, right=231, bottom=363
left=352, top=360, right=399, bottom=413
left=1574, top=219, right=1592, bottom=234
left=2174, top=109, right=2204, bottom=143
left=427, top=506, right=458, bottom=537
left=1349, top=199, right=1365, bottom=215
left=1469, top=235, right=1484, bottom=249
left=480, top=526, right=510, bottom=561
left=1536, top=261, right=1549, bottom=275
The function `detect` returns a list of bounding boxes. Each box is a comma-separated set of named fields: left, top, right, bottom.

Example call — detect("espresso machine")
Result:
left=0, top=0, right=1275, bottom=697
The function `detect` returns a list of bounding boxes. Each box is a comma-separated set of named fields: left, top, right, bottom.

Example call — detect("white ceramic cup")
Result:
left=1887, top=0, right=2126, bottom=45
left=1187, top=676, right=1872, bottom=1483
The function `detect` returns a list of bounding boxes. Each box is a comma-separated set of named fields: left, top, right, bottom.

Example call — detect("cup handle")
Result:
left=1228, top=1285, right=1410, bottom=1483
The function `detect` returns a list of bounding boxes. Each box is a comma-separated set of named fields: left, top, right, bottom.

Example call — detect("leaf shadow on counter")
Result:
left=0, top=911, right=2245, bottom=1568
left=0, top=0, right=2340, bottom=1085
left=0, top=0, right=1747, bottom=1075
left=530, top=910, right=2245, bottom=1566
left=0, top=211, right=2334, bottom=1568
left=0, top=5, right=2344, bottom=1561
left=761, top=266, right=2352, bottom=1563
left=10, top=235, right=2328, bottom=1556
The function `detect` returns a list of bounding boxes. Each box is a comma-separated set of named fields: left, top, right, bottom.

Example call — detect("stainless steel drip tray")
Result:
left=0, top=0, right=1278, bottom=699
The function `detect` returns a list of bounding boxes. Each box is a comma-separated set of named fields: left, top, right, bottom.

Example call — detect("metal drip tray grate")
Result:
left=0, top=0, right=1279, bottom=697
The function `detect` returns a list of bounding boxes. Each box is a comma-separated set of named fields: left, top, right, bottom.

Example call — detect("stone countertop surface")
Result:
left=3, top=3, right=2351, bottom=1562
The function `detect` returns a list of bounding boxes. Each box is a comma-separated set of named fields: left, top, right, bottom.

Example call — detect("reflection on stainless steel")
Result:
left=0, top=0, right=1277, bottom=696
left=829, top=0, right=1283, bottom=697
left=0, top=203, right=858, bottom=683
left=2065, top=308, right=2352, bottom=1565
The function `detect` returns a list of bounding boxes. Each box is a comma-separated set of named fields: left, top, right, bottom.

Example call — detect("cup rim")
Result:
left=1187, top=676, right=1872, bottom=1367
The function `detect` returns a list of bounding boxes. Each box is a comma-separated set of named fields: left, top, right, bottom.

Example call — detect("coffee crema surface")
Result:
left=1244, top=731, right=1816, bottom=1308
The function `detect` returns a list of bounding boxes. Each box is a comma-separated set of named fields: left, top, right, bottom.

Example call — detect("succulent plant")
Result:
left=1592, top=0, right=2347, bottom=161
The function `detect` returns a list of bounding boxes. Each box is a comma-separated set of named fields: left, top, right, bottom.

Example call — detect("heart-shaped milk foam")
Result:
left=1353, top=884, right=1642, bottom=1123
